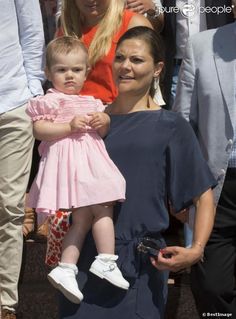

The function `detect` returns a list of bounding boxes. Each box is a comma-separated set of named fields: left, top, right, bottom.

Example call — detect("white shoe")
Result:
left=89, top=254, right=130, bottom=290
left=48, top=262, right=84, bottom=303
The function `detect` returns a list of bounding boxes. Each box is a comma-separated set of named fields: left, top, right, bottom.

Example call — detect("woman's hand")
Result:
left=126, top=0, right=154, bottom=14
left=70, top=115, right=88, bottom=133
left=153, top=189, right=214, bottom=272
left=126, top=0, right=164, bottom=31
left=150, top=245, right=203, bottom=272
left=88, top=112, right=110, bottom=130
left=88, top=112, right=110, bottom=137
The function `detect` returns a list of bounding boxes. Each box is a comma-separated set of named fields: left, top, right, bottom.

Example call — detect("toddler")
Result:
left=27, top=36, right=129, bottom=304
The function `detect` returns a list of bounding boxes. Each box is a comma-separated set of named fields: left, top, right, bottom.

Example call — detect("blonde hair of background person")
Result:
left=61, top=0, right=125, bottom=65
left=60, top=0, right=151, bottom=66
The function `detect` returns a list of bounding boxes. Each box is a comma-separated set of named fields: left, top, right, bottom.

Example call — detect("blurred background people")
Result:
left=56, top=0, right=164, bottom=30
left=40, top=0, right=57, bottom=44
left=161, top=0, right=234, bottom=110
left=160, top=0, right=234, bottom=250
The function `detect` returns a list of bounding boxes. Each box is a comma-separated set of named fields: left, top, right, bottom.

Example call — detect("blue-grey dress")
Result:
left=59, top=110, right=216, bottom=319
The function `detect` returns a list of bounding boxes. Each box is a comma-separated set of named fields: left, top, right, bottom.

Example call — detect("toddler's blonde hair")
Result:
left=46, top=36, right=89, bottom=69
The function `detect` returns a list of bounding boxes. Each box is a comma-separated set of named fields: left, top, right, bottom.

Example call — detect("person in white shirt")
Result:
left=0, top=1, right=45, bottom=318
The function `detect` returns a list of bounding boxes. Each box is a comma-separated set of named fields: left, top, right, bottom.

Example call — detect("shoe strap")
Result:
left=96, top=254, right=118, bottom=261
left=58, top=262, right=78, bottom=274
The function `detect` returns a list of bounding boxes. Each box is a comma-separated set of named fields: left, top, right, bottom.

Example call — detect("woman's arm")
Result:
left=128, top=11, right=153, bottom=29
left=191, top=189, right=215, bottom=255
left=151, top=188, right=215, bottom=272
left=33, top=116, right=88, bottom=141
left=127, top=0, right=164, bottom=31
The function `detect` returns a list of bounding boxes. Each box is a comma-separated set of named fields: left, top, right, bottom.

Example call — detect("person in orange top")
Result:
left=57, top=0, right=154, bottom=104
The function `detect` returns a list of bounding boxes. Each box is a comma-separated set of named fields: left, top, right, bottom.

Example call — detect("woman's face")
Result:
left=113, top=38, right=163, bottom=96
left=75, top=0, right=110, bottom=22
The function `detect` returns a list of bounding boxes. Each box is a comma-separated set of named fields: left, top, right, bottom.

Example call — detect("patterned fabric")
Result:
left=45, top=211, right=71, bottom=267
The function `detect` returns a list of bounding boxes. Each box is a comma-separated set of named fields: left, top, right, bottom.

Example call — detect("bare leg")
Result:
left=89, top=204, right=130, bottom=290
left=91, top=204, right=115, bottom=254
left=61, top=206, right=93, bottom=264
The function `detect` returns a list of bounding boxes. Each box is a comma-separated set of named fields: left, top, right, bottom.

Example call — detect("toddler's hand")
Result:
left=70, top=115, right=88, bottom=133
left=88, top=112, right=110, bottom=130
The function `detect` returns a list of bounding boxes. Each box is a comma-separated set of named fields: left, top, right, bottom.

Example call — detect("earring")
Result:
left=154, top=76, right=159, bottom=90
left=153, top=76, right=166, bottom=106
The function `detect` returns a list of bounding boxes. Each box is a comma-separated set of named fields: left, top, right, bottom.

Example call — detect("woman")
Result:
left=59, top=26, right=216, bottom=319
left=57, top=0, right=153, bottom=103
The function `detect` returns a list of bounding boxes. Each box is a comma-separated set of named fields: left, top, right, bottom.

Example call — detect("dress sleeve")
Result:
left=96, top=99, right=105, bottom=112
left=166, top=115, right=217, bottom=212
left=26, top=95, right=60, bottom=121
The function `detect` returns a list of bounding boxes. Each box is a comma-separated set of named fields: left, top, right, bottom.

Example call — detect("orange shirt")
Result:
left=57, top=10, right=135, bottom=103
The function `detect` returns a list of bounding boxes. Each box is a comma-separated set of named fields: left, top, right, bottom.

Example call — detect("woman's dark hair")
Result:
left=116, top=26, right=165, bottom=98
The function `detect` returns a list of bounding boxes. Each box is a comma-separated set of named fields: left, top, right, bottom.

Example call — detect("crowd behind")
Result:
left=0, top=1, right=236, bottom=319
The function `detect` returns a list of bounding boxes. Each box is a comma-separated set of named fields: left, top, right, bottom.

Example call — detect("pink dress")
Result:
left=27, top=89, right=126, bottom=216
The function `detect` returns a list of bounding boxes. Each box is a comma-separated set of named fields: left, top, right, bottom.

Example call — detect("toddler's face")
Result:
left=46, top=50, right=88, bottom=95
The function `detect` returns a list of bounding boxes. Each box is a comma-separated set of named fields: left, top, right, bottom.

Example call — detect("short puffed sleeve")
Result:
left=95, top=99, right=105, bottom=112
left=26, top=95, right=60, bottom=121
left=166, top=115, right=216, bottom=213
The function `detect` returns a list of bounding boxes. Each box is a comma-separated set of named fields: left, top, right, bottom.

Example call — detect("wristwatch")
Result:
left=146, top=0, right=162, bottom=18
